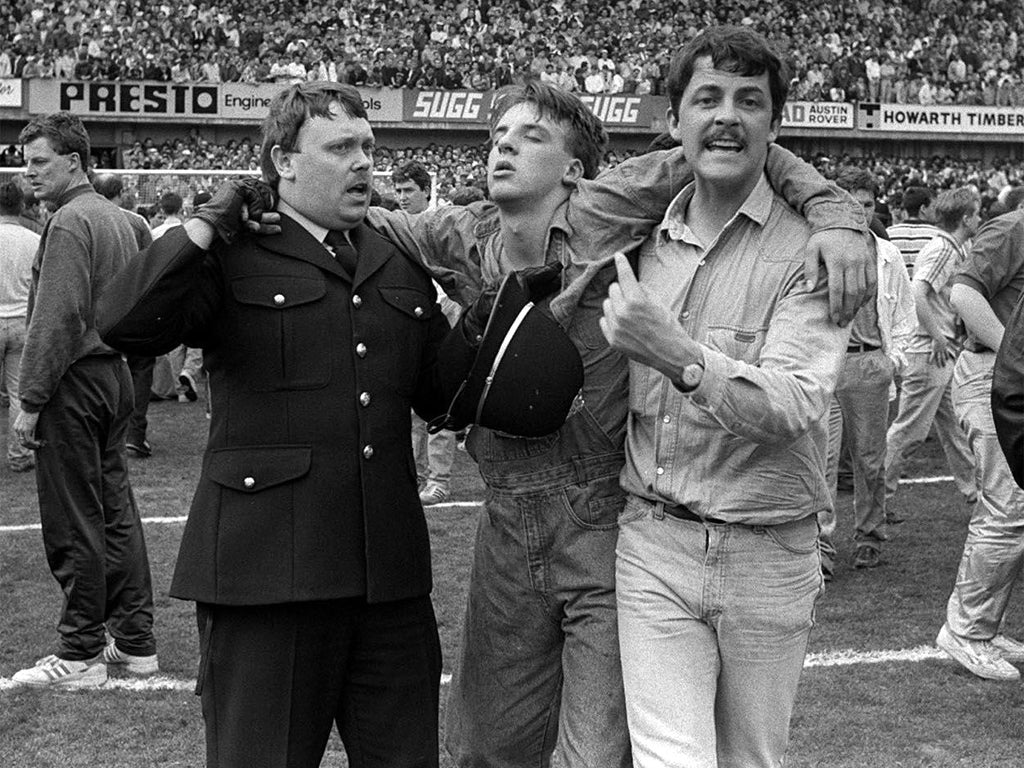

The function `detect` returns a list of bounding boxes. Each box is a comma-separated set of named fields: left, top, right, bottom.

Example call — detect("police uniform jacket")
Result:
left=98, top=216, right=457, bottom=605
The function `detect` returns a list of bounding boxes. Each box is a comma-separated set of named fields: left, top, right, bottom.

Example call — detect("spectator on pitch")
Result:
left=825, top=168, right=915, bottom=572
left=393, top=161, right=461, bottom=505
left=98, top=82, right=456, bottom=767
left=935, top=199, right=1024, bottom=681
left=601, top=27, right=856, bottom=766
left=11, top=112, right=157, bottom=688
left=149, top=190, right=185, bottom=240
left=885, top=187, right=979, bottom=509
left=368, top=76, right=869, bottom=768
left=93, top=173, right=158, bottom=458
left=888, top=186, right=940, bottom=279
left=993, top=291, right=1024, bottom=490
left=92, top=173, right=153, bottom=250
left=0, top=181, right=41, bottom=472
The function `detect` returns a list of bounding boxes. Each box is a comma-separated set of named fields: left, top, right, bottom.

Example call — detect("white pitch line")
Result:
left=899, top=475, right=954, bottom=485
left=0, top=672, right=454, bottom=692
left=0, top=502, right=483, bottom=534
left=804, top=645, right=946, bottom=668
left=0, top=650, right=954, bottom=693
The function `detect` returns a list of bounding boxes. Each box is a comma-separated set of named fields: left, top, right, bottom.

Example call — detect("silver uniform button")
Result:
left=352, top=294, right=362, bottom=307
left=273, top=293, right=285, bottom=305
left=243, top=476, right=255, bottom=489
left=356, top=343, right=367, bottom=358
left=414, top=306, right=424, bottom=318
left=359, top=392, right=371, bottom=407
left=363, top=445, right=374, bottom=459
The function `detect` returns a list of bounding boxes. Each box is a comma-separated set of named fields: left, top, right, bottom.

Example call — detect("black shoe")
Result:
left=854, top=546, right=882, bottom=569
left=885, top=511, right=906, bottom=525
left=178, top=372, right=198, bottom=402
left=126, top=440, right=152, bottom=458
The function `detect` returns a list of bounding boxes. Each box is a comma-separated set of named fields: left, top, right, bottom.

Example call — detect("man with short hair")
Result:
left=11, top=112, right=157, bottom=688
left=935, top=201, right=1024, bottom=681
left=888, top=186, right=940, bottom=278
left=92, top=173, right=153, bottom=250
left=391, top=161, right=461, bottom=505
left=0, top=181, right=41, bottom=472
left=149, top=190, right=185, bottom=240
left=93, top=172, right=157, bottom=457
left=885, top=187, right=979, bottom=508
left=600, top=27, right=855, bottom=765
left=827, top=168, right=915, bottom=571
left=99, top=82, right=454, bottom=768
left=392, top=161, right=432, bottom=215
left=369, top=78, right=870, bottom=767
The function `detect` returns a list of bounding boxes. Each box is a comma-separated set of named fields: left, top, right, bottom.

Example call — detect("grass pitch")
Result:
left=2, top=398, right=1023, bottom=767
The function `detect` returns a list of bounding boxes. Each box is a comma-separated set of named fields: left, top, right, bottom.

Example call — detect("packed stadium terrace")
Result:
left=3, top=0, right=1024, bottom=105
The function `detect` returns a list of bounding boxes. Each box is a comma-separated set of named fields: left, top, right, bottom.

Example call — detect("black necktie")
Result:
left=324, top=230, right=358, bottom=278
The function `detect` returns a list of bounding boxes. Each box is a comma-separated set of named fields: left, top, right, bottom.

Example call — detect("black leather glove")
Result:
left=193, top=178, right=276, bottom=245
left=461, top=263, right=563, bottom=343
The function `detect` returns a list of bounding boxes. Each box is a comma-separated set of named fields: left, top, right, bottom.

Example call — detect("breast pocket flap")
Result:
left=231, top=275, right=326, bottom=309
left=378, top=286, right=434, bottom=320
left=206, top=445, right=312, bottom=493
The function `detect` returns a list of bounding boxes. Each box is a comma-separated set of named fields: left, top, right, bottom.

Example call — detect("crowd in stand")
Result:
left=3, top=0, right=1024, bottom=105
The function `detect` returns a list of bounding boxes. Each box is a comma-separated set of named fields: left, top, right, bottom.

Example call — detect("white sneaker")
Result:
left=12, top=654, right=107, bottom=689
left=936, top=624, right=1021, bottom=681
left=103, top=642, right=159, bottom=675
left=419, top=483, right=450, bottom=506
left=991, top=633, right=1024, bottom=663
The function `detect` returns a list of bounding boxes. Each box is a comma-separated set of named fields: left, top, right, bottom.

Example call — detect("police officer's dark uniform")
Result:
left=99, top=211, right=455, bottom=767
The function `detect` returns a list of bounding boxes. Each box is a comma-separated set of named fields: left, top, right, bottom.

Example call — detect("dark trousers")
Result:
left=126, top=354, right=155, bottom=445
left=35, top=355, right=156, bottom=660
left=196, top=596, right=441, bottom=768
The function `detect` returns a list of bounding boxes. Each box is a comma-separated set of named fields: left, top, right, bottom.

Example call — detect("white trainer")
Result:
left=12, top=654, right=107, bottom=689
left=103, top=642, right=160, bottom=675
left=991, top=633, right=1024, bottom=663
left=936, top=624, right=1020, bottom=681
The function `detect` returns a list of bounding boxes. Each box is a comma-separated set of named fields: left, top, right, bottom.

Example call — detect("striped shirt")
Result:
left=887, top=218, right=941, bottom=278
left=908, top=230, right=966, bottom=354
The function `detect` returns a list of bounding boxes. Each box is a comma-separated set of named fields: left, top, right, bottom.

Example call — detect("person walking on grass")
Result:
left=935, top=203, right=1024, bottom=681
left=884, top=187, right=980, bottom=511
left=11, top=112, right=157, bottom=689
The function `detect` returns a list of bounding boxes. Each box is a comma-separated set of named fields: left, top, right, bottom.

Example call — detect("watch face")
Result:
left=681, top=362, right=703, bottom=389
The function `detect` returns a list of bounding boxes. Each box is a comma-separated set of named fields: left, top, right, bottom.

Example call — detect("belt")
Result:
left=847, top=342, right=880, bottom=353
left=663, top=503, right=727, bottom=525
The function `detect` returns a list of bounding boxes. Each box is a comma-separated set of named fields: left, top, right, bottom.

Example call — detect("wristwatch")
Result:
left=673, top=360, right=705, bottom=393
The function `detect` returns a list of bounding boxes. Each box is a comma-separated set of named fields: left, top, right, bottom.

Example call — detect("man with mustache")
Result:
left=601, top=27, right=852, bottom=766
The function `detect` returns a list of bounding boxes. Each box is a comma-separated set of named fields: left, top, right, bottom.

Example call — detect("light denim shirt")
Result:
left=620, top=174, right=852, bottom=525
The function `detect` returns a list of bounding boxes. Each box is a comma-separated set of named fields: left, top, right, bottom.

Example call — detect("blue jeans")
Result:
left=445, top=422, right=629, bottom=768
left=617, top=496, right=823, bottom=768
left=947, top=351, right=1024, bottom=639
